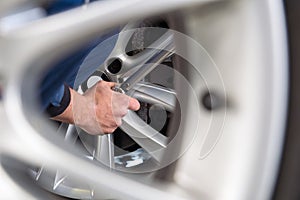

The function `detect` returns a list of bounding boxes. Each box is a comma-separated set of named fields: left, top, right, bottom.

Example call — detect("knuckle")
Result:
left=116, top=119, right=122, bottom=127
left=108, top=127, right=117, bottom=133
left=103, top=127, right=114, bottom=134
left=120, top=109, right=128, bottom=117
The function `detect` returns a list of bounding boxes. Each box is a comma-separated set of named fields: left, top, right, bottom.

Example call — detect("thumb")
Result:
left=128, top=97, right=140, bottom=111
left=102, top=81, right=116, bottom=88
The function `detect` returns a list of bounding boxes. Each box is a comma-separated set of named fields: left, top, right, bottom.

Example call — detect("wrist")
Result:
left=47, top=84, right=71, bottom=118
left=51, top=87, right=77, bottom=124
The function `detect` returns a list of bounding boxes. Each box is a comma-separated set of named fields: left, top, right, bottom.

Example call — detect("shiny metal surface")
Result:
left=0, top=0, right=288, bottom=200
left=131, top=82, right=176, bottom=112
left=119, top=46, right=174, bottom=92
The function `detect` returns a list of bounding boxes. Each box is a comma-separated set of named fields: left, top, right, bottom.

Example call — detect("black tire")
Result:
left=273, top=1, right=300, bottom=200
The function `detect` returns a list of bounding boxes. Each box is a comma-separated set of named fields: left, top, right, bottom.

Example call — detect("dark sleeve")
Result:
left=46, top=84, right=71, bottom=117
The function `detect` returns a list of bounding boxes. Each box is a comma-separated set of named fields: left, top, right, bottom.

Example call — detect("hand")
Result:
left=53, top=80, right=140, bottom=135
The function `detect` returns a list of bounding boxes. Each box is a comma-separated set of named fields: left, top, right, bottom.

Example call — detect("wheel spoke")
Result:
left=108, top=22, right=140, bottom=55
left=120, top=111, right=168, bottom=162
left=63, top=124, right=78, bottom=145
left=121, top=29, right=175, bottom=73
left=105, top=29, right=175, bottom=82
left=120, top=47, right=174, bottom=92
left=131, top=82, right=176, bottom=112
left=53, top=170, right=67, bottom=190
left=94, top=135, right=115, bottom=169
left=34, top=166, right=44, bottom=181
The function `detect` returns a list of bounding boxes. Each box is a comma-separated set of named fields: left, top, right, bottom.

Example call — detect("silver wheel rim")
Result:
left=0, top=0, right=288, bottom=200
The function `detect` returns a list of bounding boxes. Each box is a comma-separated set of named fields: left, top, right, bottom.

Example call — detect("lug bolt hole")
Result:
left=202, top=91, right=225, bottom=111
left=107, top=58, right=122, bottom=74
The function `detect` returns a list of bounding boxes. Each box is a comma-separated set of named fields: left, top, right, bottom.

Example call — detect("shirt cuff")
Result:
left=46, top=84, right=71, bottom=117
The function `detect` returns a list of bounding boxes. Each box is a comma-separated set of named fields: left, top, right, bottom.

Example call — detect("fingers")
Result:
left=101, top=80, right=116, bottom=87
left=112, top=92, right=140, bottom=112
left=95, top=80, right=116, bottom=91
left=101, top=126, right=118, bottom=134
left=128, top=97, right=140, bottom=111
left=105, top=81, right=116, bottom=88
